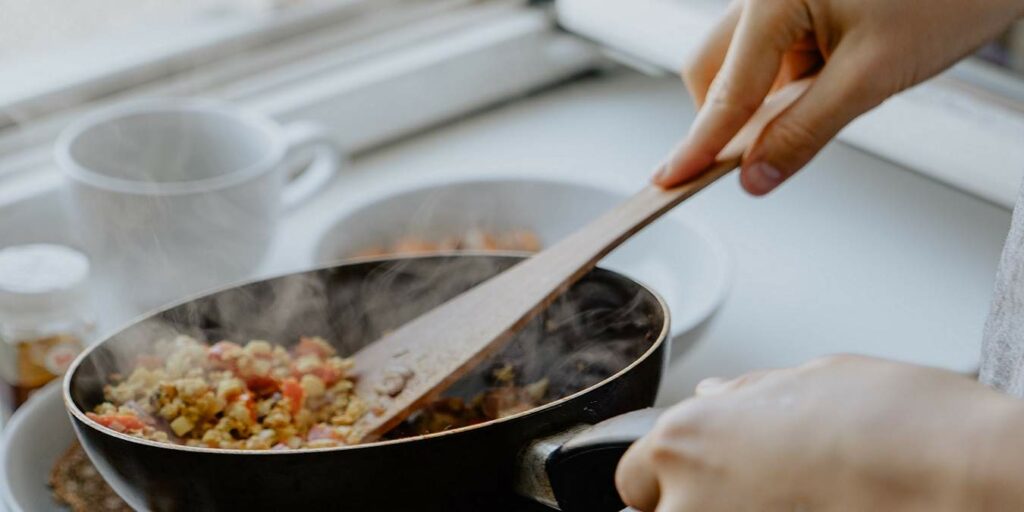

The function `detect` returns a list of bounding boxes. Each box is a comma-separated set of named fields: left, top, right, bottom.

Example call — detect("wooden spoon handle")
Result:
left=541, top=74, right=814, bottom=270
left=353, top=78, right=813, bottom=440
left=560, top=74, right=814, bottom=259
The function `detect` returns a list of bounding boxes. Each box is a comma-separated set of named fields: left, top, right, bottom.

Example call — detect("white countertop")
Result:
left=0, top=64, right=1014, bottom=512
left=260, top=69, right=1012, bottom=405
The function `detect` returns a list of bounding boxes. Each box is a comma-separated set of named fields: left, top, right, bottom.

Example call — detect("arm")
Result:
left=615, top=355, right=1024, bottom=511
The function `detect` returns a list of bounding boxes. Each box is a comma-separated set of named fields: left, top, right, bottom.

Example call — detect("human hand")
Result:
left=616, top=355, right=1024, bottom=511
left=656, top=0, right=1024, bottom=195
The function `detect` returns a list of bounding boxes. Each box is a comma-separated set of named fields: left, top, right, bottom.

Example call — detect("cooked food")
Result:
left=86, top=333, right=556, bottom=450
left=88, top=335, right=366, bottom=449
left=388, top=364, right=548, bottom=437
left=50, top=442, right=132, bottom=512
left=353, top=228, right=541, bottom=258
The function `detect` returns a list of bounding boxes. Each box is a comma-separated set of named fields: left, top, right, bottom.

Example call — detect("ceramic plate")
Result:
left=313, top=176, right=733, bottom=356
left=0, top=382, right=73, bottom=512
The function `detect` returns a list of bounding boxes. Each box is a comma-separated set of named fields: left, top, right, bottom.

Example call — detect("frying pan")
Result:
left=63, top=254, right=667, bottom=511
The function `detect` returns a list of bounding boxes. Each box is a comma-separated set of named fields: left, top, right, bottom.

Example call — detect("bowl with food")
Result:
left=313, top=177, right=732, bottom=348
left=1, top=382, right=135, bottom=512
left=63, top=254, right=670, bottom=511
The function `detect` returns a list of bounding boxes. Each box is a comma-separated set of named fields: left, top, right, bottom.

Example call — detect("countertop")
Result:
left=261, top=68, right=1012, bottom=405
left=0, top=64, right=1015, bottom=512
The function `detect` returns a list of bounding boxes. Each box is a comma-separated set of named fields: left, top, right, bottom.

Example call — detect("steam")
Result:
left=71, top=254, right=660, bottom=424
left=68, top=149, right=659, bottom=427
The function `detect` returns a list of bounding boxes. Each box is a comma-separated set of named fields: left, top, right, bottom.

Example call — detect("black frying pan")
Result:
left=64, top=254, right=668, bottom=511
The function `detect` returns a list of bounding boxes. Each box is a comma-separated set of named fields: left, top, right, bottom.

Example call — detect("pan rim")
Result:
left=63, top=252, right=670, bottom=455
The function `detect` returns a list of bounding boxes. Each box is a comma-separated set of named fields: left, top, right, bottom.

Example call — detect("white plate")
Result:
left=0, top=381, right=73, bottom=512
left=313, top=176, right=733, bottom=355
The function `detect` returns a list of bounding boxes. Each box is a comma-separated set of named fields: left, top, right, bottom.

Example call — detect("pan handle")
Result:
left=517, top=407, right=664, bottom=511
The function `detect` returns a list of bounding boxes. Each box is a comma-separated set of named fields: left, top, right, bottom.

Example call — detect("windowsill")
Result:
left=0, top=0, right=375, bottom=124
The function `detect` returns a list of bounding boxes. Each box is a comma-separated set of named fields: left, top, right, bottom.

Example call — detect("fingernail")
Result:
left=652, top=163, right=672, bottom=184
left=750, top=162, right=784, bottom=193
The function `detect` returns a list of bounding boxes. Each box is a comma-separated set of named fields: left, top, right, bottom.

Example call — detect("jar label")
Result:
left=44, top=342, right=80, bottom=375
left=17, top=334, right=82, bottom=389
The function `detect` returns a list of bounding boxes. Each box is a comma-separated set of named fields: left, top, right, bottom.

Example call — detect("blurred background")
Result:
left=0, top=0, right=289, bottom=61
left=1, top=0, right=1023, bottom=434
left=3, top=1, right=1024, bottom=510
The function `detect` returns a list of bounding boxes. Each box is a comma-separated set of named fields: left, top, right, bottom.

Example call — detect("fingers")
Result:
left=681, top=1, right=742, bottom=107
left=740, top=41, right=888, bottom=195
left=800, top=353, right=874, bottom=371
left=655, top=491, right=700, bottom=512
left=656, top=0, right=813, bottom=188
left=617, top=435, right=662, bottom=511
left=773, top=43, right=823, bottom=92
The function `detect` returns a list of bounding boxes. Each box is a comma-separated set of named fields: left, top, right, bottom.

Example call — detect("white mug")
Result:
left=56, top=99, right=340, bottom=311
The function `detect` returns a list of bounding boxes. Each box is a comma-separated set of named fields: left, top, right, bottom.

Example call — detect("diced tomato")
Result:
left=220, top=385, right=243, bottom=402
left=293, top=337, right=333, bottom=358
left=244, top=375, right=279, bottom=397
left=310, top=365, right=341, bottom=386
left=281, top=378, right=304, bottom=415
left=87, top=412, right=147, bottom=432
left=208, top=341, right=241, bottom=369
left=289, top=360, right=342, bottom=386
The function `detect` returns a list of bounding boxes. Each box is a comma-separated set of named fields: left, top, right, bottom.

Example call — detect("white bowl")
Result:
left=313, top=177, right=732, bottom=353
left=0, top=381, right=73, bottom=512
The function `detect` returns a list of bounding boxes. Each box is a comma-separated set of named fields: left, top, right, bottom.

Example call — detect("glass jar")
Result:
left=0, top=244, right=93, bottom=425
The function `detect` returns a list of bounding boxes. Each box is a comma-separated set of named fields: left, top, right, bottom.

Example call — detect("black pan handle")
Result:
left=518, top=408, right=664, bottom=511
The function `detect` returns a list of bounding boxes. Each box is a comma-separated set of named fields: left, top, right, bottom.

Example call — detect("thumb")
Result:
left=741, top=43, right=890, bottom=196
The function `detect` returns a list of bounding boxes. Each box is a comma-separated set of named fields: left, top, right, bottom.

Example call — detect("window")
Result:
left=0, top=0, right=384, bottom=129
left=0, top=0, right=310, bottom=62
left=0, top=0, right=599, bottom=183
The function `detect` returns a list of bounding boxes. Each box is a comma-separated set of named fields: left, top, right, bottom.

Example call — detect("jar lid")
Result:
left=0, top=244, right=90, bottom=320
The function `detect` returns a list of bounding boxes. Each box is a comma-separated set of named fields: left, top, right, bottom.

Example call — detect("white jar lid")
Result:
left=0, top=244, right=90, bottom=321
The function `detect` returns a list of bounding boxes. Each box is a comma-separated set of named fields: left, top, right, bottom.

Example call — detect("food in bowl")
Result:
left=351, top=228, right=541, bottom=258
left=50, top=442, right=132, bottom=512
left=88, top=335, right=367, bottom=449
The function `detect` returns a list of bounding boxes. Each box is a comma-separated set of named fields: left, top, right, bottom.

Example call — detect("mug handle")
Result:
left=281, top=121, right=344, bottom=210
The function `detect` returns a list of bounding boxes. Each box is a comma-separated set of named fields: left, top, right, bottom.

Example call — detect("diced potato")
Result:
left=175, top=378, right=209, bottom=399
left=300, top=374, right=326, bottom=398
left=216, top=378, right=245, bottom=401
left=170, top=416, right=195, bottom=436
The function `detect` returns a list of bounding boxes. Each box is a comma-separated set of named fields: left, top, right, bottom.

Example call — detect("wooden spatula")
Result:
left=352, top=78, right=813, bottom=441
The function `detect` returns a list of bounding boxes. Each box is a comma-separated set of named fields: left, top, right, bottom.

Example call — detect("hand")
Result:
left=616, top=355, right=1024, bottom=511
left=656, top=0, right=1024, bottom=195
